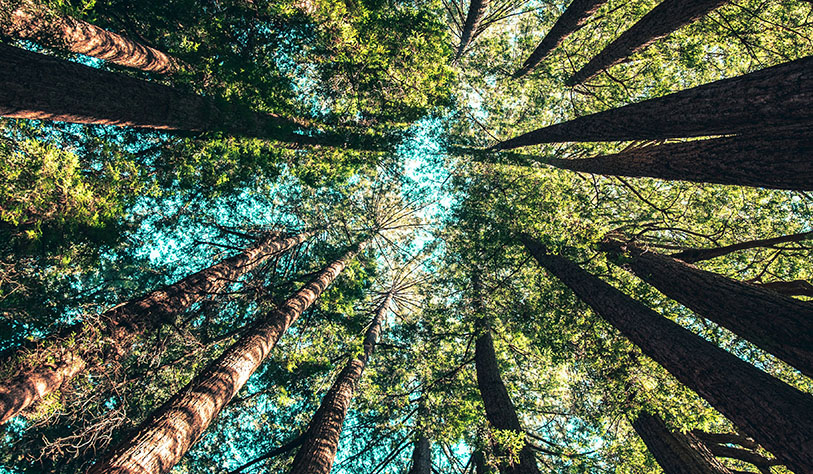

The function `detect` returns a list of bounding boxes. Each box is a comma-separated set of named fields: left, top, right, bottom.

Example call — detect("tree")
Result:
left=456, top=0, right=490, bottom=58
left=521, top=235, right=813, bottom=473
left=669, top=230, right=813, bottom=264
left=0, top=231, right=310, bottom=425
left=570, top=0, right=731, bottom=84
left=601, top=236, right=813, bottom=377
left=88, top=243, right=363, bottom=474
left=407, top=434, right=432, bottom=474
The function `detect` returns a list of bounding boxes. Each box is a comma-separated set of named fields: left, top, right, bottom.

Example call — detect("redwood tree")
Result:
left=456, top=0, right=489, bottom=58
left=407, top=434, right=432, bottom=474
left=669, top=230, right=813, bottom=263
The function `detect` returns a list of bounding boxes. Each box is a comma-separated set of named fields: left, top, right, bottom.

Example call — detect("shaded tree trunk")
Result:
left=756, top=279, right=813, bottom=297
left=601, top=237, right=813, bottom=377
left=669, top=231, right=813, bottom=264
left=2, top=1, right=182, bottom=73
left=570, top=0, right=730, bottom=84
left=543, top=134, right=813, bottom=191
left=0, top=231, right=308, bottom=425
left=89, top=244, right=362, bottom=474
left=493, top=56, right=813, bottom=149
left=456, top=0, right=489, bottom=58
left=520, top=235, right=813, bottom=473
left=407, top=435, right=432, bottom=474
left=288, top=294, right=392, bottom=474
left=631, top=412, right=732, bottom=474
left=514, top=0, right=608, bottom=78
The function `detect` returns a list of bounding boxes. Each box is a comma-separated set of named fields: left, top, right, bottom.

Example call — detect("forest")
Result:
left=0, top=0, right=811, bottom=473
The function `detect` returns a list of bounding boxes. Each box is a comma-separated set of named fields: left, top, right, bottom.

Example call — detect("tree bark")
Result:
left=407, top=435, right=432, bottom=474
left=1, top=0, right=182, bottom=73
left=705, top=444, right=781, bottom=472
left=520, top=235, right=813, bottom=473
left=669, top=231, right=813, bottom=264
left=513, top=0, right=608, bottom=78
left=288, top=294, right=392, bottom=474
left=456, top=0, right=489, bottom=58
left=601, top=237, right=813, bottom=378
left=543, top=134, right=813, bottom=191
left=89, top=244, right=361, bottom=474
left=570, top=0, right=731, bottom=84
left=755, top=280, right=813, bottom=297
left=0, top=231, right=308, bottom=426
left=493, top=55, right=813, bottom=149
left=631, top=412, right=732, bottom=474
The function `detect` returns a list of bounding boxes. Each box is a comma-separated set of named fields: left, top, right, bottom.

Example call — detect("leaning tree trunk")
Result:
left=570, top=0, right=731, bottom=84
left=601, top=237, right=813, bottom=378
left=631, top=412, right=732, bottom=474
left=543, top=134, right=813, bottom=191
left=520, top=235, right=813, bottom=473
left=669, top=230, right=813, bottom=264
left=493, top=55, right=813, bottom=149
left=0, top=231, right=308, bottom=426
left=456, top=0, right=489, bottom=58
left=288, top=294, right=392, bottom=474
left=407, top=434, right=432, bottom=474
left=513, top=0, right=608, bottom=78
left=88, top=244, right=362, bottom=474
left=1, top=0, right=182, bottom=73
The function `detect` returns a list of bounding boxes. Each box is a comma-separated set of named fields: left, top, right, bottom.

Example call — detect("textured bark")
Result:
left=407, top=435, right=432, bottom=474
left=631, top=412, right=732, bottom=474
left=89, top=245, right=360, bottom=474
left=544, top=134, right=813, bottom=191
left=514, top=0, right=608, bottom=78
left=288, top=295, right=392, bottom=474
left=494, top=56, right=813, bottom=149
left=1, top=1, right=182, bottom=73
left=521, top=235, right=813, bottom=473
left=456, top=0, right=489, bottom=58
left=570, top=0, right=731, bottom=84
left=690, top=431, right=758, bottom=451
left=755, top=279, right=813, bottom=297
left=670, top=231, right=813, bottom=263
left=0, top=232, right=306, bottom=426
left=601, top=238, right=813, bottom=378
left=705, top=444, right=782, bottom=472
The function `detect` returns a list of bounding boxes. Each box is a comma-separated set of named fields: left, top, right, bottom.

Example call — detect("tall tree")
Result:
left=288, top=293, right=393, bottom=474
left=1, top=0, right=182, bottom=73
left=513, top=0, right=608, bottom=78
left=541, top=133, right=813, bottom=191
left=631, top=412, right=732, bottom=474
left=570, top=0, right=731, bottom=84
left=493, top=56, right=813, bottom=149
left=520, top=235, right=813, bottom=473
left=407, top=434, right=432, bottom=474
left=669, top=230, right=813, bottom=264
left=456, top=0, right=490, bottom=58
left=88, top=243, right=363, bottom=474
left=0, top=231, right=309, bottom=425
left=601, top=236, right=813, bottom=377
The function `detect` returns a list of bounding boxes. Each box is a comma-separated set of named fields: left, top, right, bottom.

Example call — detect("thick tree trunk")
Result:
left=288, top=294, right=392, bottom=474
left=456, top=0, right=489, bottom=58
left=669, top=231, right=813, bottom=264
left=544, top=134, right=813, bottom=191
left=2, top=1, right=182, bottom=73
left=493, top=56, right=813, bottom=149
left=756, top=280, right=813, bottom=297
left=570, top=0, right=730, bottom=84
left=601, top=237, right=813, bottom=377
left=407, top=435, right=432, bottom=474
left=520, top=235, right=813, bottom=473
left=514, top=0, right=608, bottom=78
left=89, top=244, right=361, bottom=474
left=0, top=232, right=307, bottom=426
left=631, top=412, right=732, bottom=474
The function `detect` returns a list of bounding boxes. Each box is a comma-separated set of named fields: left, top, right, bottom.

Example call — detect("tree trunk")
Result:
left=407, top=435, right=432, bottom=474
left=0, top=231, right=308, bottom=426
left=513, top=0, right=608, bottom=78
left=756, top=280, right=813, bottom=297
left=631, top=412, right=732, bottom=474
left=456, top=0, right=489, bottom=58
left=288, top=294, right=392, bottom=474
left=669, top=231, right=813, bottom=264
left=520, top=235, right=813, bottom=473
left=601, top=237, right=813, bottom=378
left=493, top=55, right=813, bottom=149
left=544, top=134, right=813, bottom=191
left=2, top=1, right=182, bottom=73
left=89, top=244, right=361, bottom=474
left=570, top=0, right=731, bottom=84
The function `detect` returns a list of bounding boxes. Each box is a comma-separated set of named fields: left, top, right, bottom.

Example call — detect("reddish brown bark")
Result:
left=601, top=237, right=813, bottom=378
left=407, top=435, right=432, bottom=474
left=669, top=231, right=813, bottom=264
left=514, top=0, right=608, bottom=78
left=2, top=1, right=182, bottom=73
left=544, top=134, right=813, bottom=191
left=570, top=0, right=731, bottom=84
left=456, top=0, right=490, bottom=58
left=88, top=245, right=361, bottom=474
left=494, top=56, right=813, bottom=149
left=521, top=235, right=813, bottom=473
left=0, top=232, right=307, bottom=426
left=288, top=294, right=392, bottom=474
